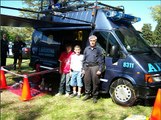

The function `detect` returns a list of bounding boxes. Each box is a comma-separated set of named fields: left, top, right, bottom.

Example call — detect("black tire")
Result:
left=109, top=78, right=136, bottom=106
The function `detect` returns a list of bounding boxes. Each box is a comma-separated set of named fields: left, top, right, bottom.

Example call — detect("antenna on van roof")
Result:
left=0, top=0, right=124, bottom=15
left=45, top=0, right=124, bottom=13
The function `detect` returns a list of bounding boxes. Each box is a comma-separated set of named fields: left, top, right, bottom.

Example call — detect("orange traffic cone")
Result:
left=149, top=89, right=161, bottom=120
left=19, top=75, right=32, bottom=101
left=0, top=68, right=7, bottom=89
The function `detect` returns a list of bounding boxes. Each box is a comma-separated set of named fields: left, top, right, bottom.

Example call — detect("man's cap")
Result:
left=89, top=35, right=97, bottom=40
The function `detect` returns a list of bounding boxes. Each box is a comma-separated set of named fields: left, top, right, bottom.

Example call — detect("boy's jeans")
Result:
left=59, top=73, right=71, bottom=94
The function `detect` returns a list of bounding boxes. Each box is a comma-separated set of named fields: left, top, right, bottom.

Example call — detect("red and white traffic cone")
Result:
left=0, top=67, right=8, bottom=89
left=19, top=75, right=32, bottom=101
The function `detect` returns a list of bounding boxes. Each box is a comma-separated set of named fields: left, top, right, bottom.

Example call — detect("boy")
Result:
left=56, top=44, right=73, bottom=97
left=70, top=45, right=84, bottom=98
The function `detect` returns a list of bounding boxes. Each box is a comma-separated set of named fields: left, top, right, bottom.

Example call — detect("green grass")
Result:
left=1, top=58, right=153, bottom=120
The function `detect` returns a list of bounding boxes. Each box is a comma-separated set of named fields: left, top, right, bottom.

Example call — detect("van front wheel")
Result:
left=109, top=78, right=136, bottom=106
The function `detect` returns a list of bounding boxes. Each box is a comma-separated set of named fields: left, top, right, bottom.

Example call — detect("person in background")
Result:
left=70, top=45, right=84, bottom=98
left=56, top=44, right=74, bottom=97
left=82, top=35, right=104, bottom=103
left=12, top=35, right=26, bottom=72
left=0, top=33, right=9, bottom=66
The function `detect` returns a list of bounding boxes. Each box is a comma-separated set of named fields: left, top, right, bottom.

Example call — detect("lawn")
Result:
left=1, top=58, right=153, bottom=120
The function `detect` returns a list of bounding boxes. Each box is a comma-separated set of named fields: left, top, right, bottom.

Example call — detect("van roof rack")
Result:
left=43, top=0, right=124, bottom=13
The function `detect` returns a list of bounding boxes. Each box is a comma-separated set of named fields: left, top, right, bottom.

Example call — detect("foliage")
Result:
left=1, top=26, right=33, bottom=42
left=149, top=5, right=161, bottom=45
left=154, top=20, right=161, bottom=45
left=20, top=0, right=41, bottom=19
left=141, top=24, right=154, bottom=45
left=0, top=29, right=9, bottom=39
left=150, top=5, right=161, bottom=22
left=1, top=27, right=18, bottom=41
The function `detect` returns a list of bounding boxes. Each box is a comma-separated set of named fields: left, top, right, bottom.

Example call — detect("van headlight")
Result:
left=145, top=74, right=161, bottom=83
left=152, top=76, right=161, bottom=82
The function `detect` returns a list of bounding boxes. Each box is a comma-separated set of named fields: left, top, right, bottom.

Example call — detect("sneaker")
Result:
left=82, top=95, right=90, bottom=101
left=65, top=93, right=70, bottom=97
left=70, top=93, right=77, bottom=98
left=55, top=93, right=62, bottom=96
left=77, top=95, right=81, bottom=98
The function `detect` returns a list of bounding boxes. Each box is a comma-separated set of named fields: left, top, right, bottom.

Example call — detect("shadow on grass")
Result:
left=99, top=93, right=155, bottom=107
left=134, top=98, right=155, bottom=107
left=85, top=108, right=115, bottom=120
left=1, top=101, right=15, bottom=109
left=99, top=93, right=110, bottom=99
left=16, top=104, right=44, bottom=120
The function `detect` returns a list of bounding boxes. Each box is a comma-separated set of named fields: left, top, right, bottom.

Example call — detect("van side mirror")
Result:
left=110, top=45, right=119, bottom=57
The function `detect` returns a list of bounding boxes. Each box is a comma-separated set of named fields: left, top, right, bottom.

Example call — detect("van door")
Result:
left=93, top=31, right=126, bottom=91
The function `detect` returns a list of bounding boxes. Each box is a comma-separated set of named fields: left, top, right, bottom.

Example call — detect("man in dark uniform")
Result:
left=0, top=34, right=9, bottom=66
left=12, top=35, right=26, bottom=71
left=82, top=35, right=104, bottom=103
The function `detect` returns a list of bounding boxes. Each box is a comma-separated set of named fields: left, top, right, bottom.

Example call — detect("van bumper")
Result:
left=135, top=85, right=161, bottom=99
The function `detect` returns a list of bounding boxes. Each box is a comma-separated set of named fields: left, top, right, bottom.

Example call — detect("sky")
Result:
left=1, top=0, right=161, bottom=31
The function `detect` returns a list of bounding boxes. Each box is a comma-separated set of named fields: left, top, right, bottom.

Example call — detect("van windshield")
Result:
left=115, top=26, right=153, bottom=54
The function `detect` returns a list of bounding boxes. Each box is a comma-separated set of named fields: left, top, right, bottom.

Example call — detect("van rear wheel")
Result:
left=109, top=78, right=136, bottom=106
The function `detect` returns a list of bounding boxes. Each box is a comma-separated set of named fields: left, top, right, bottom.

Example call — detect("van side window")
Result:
left=108, top=33, right=121, bottom=58
left=41, top=34, right=48, bottom=42
left=93, top=32, right=108, bottom=56
left=41, top=33, right=60, bottom=45
left=93, top=31, right=119, bottom=57
left=108, top=33, right=118, bottom=46
left=32, top=30, right=42, bottom=44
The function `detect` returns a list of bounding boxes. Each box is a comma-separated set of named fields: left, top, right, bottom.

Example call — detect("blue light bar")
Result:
left=105, top=11, right=141, bottom=23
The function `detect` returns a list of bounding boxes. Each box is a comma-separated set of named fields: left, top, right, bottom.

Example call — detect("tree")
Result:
left=154, top=21, right=161, bottom=44
left=1, top=27, right=16, bottom=41
left=20, top=0, right=41, bottom=19
left=150, top=5, right=161, bottom=45
left=150, top=5, right=161, bottom=22
left=142, top=24, right=154, bottom=45
left=1, top=26, right=33, bottom=41
left=0, top=28, right=10, bottom=40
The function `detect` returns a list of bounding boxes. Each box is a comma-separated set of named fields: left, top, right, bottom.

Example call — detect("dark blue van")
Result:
left=29, top=2, right=161, bottom=106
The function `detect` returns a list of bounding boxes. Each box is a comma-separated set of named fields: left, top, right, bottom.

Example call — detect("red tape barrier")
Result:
left=1, top=66, right=59, bottom=78
left=1, top=66, right=59, bottom=101
left=27, top=68, right=59, bottom=77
